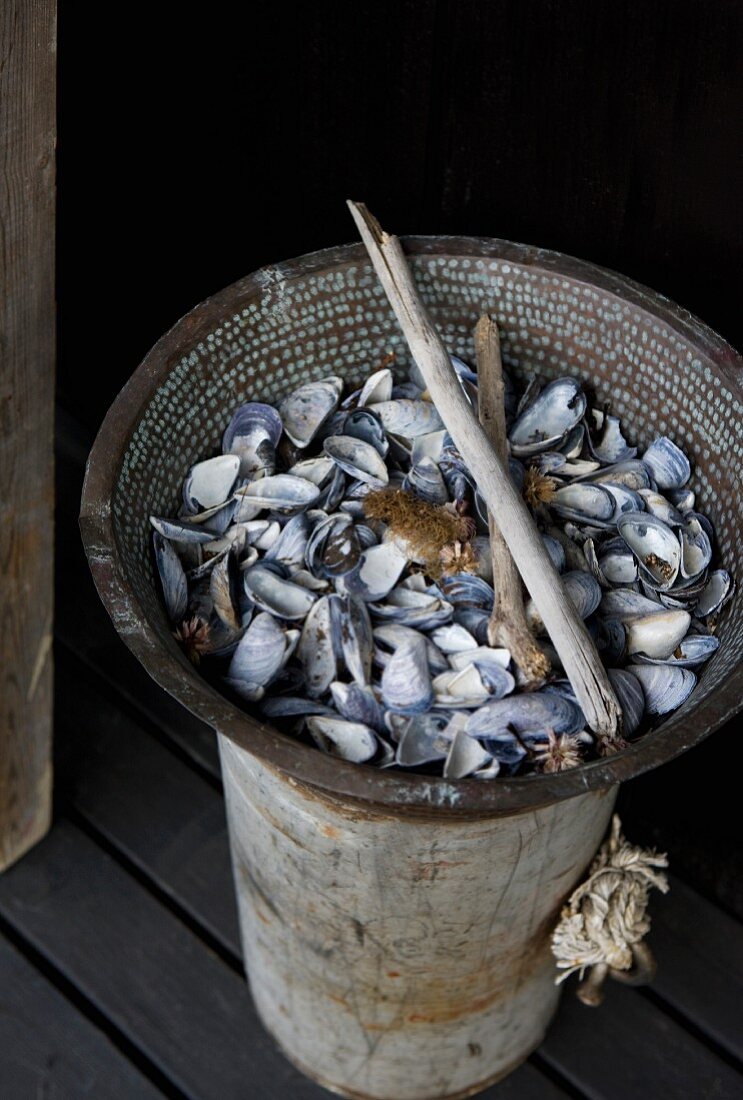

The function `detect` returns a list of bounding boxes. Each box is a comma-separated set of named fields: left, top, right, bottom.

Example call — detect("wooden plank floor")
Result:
left=0, top=413, right=739, bottom=1100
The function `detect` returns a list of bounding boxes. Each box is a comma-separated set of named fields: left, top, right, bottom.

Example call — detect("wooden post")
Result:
left=0, top=2, right=56, bottom=870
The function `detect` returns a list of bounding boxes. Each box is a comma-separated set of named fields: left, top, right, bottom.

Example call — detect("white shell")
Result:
left=243, top=565, right=318, bottom=620
left=443, top=728, right=493, bottom=779
left=323, top=435, right=389, bottom=487
left=278, top=376, right=343, bottom=447
left=617, top=512, right=681, bottom=590
left=183, top=454, right=240, bottom=512
left=367, top=399, right=444, bottom=437
left=306, top=717, right=377, bottom=763
left=625, top=610, right=691, bottom=660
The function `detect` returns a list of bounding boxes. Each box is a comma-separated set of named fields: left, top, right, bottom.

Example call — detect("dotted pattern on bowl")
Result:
left=112, top=254, right=743, bottom=726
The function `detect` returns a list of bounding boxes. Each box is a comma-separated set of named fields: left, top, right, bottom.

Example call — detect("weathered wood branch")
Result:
left=475, top=315, right=550, bottom=687
left=347, top=200, right=621, bottom=739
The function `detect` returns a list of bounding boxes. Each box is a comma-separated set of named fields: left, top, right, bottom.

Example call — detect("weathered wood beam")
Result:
left=0, top=1, right=56, bottom=870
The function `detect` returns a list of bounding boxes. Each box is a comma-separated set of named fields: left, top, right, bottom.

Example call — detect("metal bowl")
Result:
left=80, top=237, right=743, bottom=815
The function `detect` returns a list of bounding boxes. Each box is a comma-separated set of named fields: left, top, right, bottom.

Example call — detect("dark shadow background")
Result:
left=57, top=1, right=742, bottom=913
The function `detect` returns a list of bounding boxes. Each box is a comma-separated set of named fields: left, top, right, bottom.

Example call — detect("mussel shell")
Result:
left=597, top=538, right=639, bottom=585
left=381, top=634, right=434, bottom=714
left=432, top=665, right=490, bottom=708
left=182, top=454, right=241, bottom=513
left=585, top=459, right=651, bottom=492
left=150, top=516, right=218, bottom=545
left=337, top=542, right=408, bottom=602
left=342, top=408, right=389, bottom=456
left=642, top=436, right=691, bottom=490
left=305, top=513, right=356, bottom=578
left=625, top=609, right=691, bottom=660
left=617, top=512, right=681, bottom=590
left=667, top=487, right=696, bottom=513
left=323, top=434, right=389, bottom=488
left=209, top=553, right=241, bottom=631
left=403, top=458, right=449, bottom=504
left=631, top=632, right=719, bottom=668
left=508, top=377, right=587, bottom=456
left=367, top=399, right=444, bottom=437
left=236, top=474, right=321, bottom=512
left=551, top=483, right=616, bottom=524
left=466, top=692, right=583, bottom=738
left=297, top=594, right=340, bottom=697
left=372, top=588, right=454, bottom=631
left=588, top=412, right=636, bottom=465
left=606, top=668, right=645, bottom=737
left=153, top=532, right=188, bottom=624
left=228, top=611, right=291, bottom=688
left=597, top=618, right=627, bottom=663
left=374, top=623, right=448, bottom=676
left=411, top=430, right=448, bottom=465
left=358, top=367, right=394, bottom=407
left=601, top=482, right=646, bottom=519
left=430, top=623, right=479, bottom=654
left=443, top=729, right=492, bottom=779
left=306, top=717, right=378, bottom=763
left=330, top=682, right=384, bottom=732
left=440, top=574, right=495, bottom=611
left=679, top=518, right=712, bottom=579
left=526, top=570, right=602, bottom=634
left=243, top=564, right=317, bottom=620
left=542, top=534, right=567, bottom=573
left=263, top=513, right=312, bottom=571
left=222, top=402, right=282, bottom=478
left=599, top=588, right=663, bottom=621
left=638, top=490, right=684, bottom=527
left=260, top=696, right=335, bottom=719
left=340, top=595, right=374, bottom=686
left=288, top=455, right=336, bottom=486
left=631, top=665, right=697, bottom=716
left=394, top=714, right=452, bottom=766
left=278, top=376, right=343, bottom=448
left=695, top=569, right=734, bottom=618
left=448, top=649, right=514, bottom=698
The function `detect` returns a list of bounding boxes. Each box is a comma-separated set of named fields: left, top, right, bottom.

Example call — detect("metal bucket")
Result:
left=80, top=238, right=743, bottom=1100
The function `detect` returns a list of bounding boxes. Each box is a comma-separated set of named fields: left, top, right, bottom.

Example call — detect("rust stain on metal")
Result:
left=413, top=859, right=470, bottom=881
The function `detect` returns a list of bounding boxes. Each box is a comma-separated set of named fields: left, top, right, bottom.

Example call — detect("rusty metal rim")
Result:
left=80, top=235, right=743, bottom=817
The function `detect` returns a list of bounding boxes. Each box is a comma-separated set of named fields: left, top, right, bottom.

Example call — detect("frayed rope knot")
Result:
left=551, top=815, right=669, bottom=1005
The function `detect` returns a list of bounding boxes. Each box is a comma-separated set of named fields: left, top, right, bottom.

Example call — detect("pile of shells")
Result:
left=151, top=358, right=733, bottom=779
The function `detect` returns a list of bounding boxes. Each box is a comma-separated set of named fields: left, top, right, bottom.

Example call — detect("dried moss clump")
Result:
left=173, top=616, right=211, bottom=665
left=522, top=466, right=558, bottom=508
left=363, top=488, right=476, bottom=578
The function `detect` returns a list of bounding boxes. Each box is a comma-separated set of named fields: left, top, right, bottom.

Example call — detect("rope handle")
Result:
left=550, top=815, right=668, bottom=1006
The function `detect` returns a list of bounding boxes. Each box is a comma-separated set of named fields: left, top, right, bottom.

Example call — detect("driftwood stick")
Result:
left=347, top=200, right=621, bottom=739
left=475, top=315, right=550, bottom=686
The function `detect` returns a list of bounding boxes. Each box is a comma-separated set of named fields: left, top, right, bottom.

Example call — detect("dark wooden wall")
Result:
left=58, top=2, right=742, bottom=912
left=58, top=0, right=741, bottom=428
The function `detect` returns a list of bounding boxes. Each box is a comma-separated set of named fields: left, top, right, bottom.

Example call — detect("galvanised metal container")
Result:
left=81, top=238, right=743, bottom=1099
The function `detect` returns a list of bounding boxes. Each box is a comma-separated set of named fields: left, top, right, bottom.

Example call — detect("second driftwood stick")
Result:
left=475, top=315, right=550, bottom=686
left=347, top=200, right=621, bottom=741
